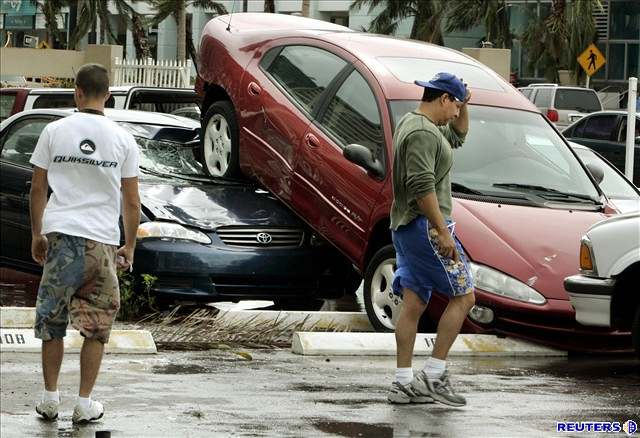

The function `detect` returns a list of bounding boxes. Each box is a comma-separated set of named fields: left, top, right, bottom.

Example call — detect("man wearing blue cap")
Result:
left=388, top=72, right=474, bottom=407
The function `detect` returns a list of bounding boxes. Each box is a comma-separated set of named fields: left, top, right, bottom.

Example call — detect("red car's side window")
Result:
left=264, top=45, right=347, bottom=114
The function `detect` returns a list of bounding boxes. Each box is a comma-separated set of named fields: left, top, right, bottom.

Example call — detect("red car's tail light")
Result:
left=547, top=109, right=559, bottom=122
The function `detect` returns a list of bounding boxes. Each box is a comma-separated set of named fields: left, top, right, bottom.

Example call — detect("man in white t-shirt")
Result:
left=29, top=63, right=140, bottom=424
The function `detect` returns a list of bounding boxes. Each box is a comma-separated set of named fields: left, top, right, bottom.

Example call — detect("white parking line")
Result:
left=1, top=306, right=35, bottom=328
left=292, top=332, right=567, bottom=356
left=214, top=310, right=374, bottom=332
left=0, top=328, right=157, bottom=354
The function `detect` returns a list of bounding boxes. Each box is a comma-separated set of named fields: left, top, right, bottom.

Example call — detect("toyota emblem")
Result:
left=256, top=232, right=272, bottom=244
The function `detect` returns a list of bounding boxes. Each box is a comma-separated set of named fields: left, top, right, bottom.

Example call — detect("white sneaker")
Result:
left=35, top=399, right=59, bottom=421
left=72, top=400, right=104, bottom=424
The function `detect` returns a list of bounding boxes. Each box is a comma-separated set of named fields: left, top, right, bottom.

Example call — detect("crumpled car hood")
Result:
left=453, top=198, right=609, bottom=300
left=139, top=178, right=302, bottom=231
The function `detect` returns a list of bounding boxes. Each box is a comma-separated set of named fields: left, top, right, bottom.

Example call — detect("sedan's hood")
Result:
left=610, top=198, right=640, bottom=214
left=139, top=178, right=302, bottom=230
left=453, top=198, right=609, bottom=300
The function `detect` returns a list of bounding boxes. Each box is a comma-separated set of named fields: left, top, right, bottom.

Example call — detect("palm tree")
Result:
left=445, top=0, right=511, bottom=49
left=565, top=0, right=602, bottom=84
left=67, top=0, right=145, bottom=49
left=38, top=0, right=65, bottom=48
left=149, top=0, right=227, bottom=63
left=350, top=0, right=445, bottom=45
left=521, top=0, right=601, bottom=83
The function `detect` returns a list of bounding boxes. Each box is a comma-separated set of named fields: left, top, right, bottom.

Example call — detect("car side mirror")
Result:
left=585, top=162, right=604, bottom=185
left=343, top=144, right=384, bottom=178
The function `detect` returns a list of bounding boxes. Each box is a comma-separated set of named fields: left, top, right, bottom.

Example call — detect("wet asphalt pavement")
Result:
left=1, top=349, right=639, bottom=437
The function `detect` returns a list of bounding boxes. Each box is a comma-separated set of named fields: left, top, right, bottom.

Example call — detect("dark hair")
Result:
left=75, top=63, right=109, bottom=98
left=421, top=88, right=454, bottom=102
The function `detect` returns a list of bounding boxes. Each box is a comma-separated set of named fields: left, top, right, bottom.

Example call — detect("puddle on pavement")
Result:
left=290, top=383, right=377, bottom=393
left=312, top=420, right=393, bottom=438
left=152, top=363, right=212, bottom=374
left=315, top=398, right=384, bottom=407
left=535, top=356, right=640, bottom=380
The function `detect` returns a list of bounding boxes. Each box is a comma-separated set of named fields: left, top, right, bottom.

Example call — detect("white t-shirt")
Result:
left=30, top=112, right=139, bottom=246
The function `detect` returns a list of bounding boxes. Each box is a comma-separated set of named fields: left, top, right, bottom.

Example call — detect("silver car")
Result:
left=519, top=84, right=603, bottom=129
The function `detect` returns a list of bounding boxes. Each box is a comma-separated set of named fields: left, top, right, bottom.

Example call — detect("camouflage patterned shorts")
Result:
left=34, top=233, right=120, bottom=344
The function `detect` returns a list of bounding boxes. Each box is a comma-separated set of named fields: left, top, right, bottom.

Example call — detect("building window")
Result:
left=608, top=43, right=626, bottom=80
left=609, top=0, right=640, bottom=40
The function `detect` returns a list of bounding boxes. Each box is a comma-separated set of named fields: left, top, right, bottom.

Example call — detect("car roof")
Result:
left=209, top=14, right=536, bottom=111
left=3, top=108, right=199, bottom=128
left=317, top=32, right=534, bottom=109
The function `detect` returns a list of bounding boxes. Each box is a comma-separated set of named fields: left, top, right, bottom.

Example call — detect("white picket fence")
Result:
left=113, top=57, right=192, bottom=88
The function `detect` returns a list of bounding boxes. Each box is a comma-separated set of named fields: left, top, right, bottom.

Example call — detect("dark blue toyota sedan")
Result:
left=0, top=109, right=359, bottom=308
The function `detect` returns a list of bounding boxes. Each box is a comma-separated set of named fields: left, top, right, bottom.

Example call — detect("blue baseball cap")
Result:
left=415, top=72, right=467, bottom=102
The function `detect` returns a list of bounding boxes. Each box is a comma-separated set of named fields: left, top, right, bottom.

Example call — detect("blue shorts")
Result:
left=392, top=216, right=474, bottom=304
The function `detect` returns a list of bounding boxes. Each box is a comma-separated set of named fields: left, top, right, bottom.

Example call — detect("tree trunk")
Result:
left=302, top=0, right=311, bottom=17
left=68, top=1, right=78, bottom=49
left=131, top=14, right=150, bottom=59
left=187, top=26, right=198, bottom=74
left=99, top=16, right=107, bottom=44
left=176, top=0, right=187, bottom=62
left=264, top=0, right=275, bottom=13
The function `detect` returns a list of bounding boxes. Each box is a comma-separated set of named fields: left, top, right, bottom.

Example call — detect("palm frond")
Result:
left=350, top=0, right=387, bottom=13
left=190, top=0, right=228, bottom=15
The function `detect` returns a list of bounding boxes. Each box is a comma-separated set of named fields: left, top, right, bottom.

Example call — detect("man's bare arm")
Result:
left=416, top=192, right=458, bottom=262
left=451, top=90, right=472, bottom=135
left=29, top=167, right=49, bottom=264
left=118, top=177, right=141, bottom=268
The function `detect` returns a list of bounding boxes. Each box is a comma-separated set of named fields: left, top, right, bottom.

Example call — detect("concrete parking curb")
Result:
left=0, top=328, right=157, bottom=354
left=1, top=306, right=35, bottom=328
left=292, top=332, right=567, bottom=356
left=214, top=309, right=374, bottom=332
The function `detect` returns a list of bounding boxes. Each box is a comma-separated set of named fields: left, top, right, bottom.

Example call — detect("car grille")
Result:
left=216, top=227, right=304, bottom=248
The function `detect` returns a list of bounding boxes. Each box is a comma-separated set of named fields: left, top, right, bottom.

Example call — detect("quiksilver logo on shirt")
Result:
left=53, top=155, right=118, bottom=168
left=79, top=139, right=96, bottom=155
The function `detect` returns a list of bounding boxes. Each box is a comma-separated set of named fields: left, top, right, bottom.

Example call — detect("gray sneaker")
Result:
left=35, top=399, right=59, bottom=421
left=388, top=381, right=434, bottom=404
left=72, top=400, right=104, bottom=424
left=412, top=370, right=466, bottom=407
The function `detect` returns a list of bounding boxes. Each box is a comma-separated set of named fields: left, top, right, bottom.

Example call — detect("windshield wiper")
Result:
left=492, top=183, right=601, bottom=203
left=451, top=182, right=485, bottom=195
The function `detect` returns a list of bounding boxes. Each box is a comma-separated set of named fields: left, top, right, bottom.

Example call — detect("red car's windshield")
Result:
left=389, top=102, right=601, bottom=202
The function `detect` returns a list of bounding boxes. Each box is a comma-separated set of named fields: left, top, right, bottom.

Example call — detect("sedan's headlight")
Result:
left=470, top=263, right=546, bottom=305
left=137, top=222, right=211, bottom=244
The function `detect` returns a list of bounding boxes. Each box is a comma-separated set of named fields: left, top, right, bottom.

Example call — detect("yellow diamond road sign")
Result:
left=578, top=44, right=606, bottom=76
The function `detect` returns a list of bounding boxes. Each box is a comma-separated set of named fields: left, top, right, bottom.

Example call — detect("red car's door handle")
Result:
left=248, top=82, right=262, bottom=96
left=304, top=133, right=320, bottom=148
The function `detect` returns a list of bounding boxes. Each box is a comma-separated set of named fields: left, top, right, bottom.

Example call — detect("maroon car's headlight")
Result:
left=470, top=263, right=547, bottom=305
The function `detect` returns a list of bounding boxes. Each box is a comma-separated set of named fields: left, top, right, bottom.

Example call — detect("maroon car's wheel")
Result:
left=364, top=244, right=401, bottom=332
left=201, top=100, right=239, bottom=178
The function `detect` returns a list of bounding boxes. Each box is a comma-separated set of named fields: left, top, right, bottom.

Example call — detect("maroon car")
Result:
left=196, top=13, right=638, bottom=352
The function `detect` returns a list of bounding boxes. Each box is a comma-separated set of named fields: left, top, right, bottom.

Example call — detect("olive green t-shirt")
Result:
left=390, top=111, right=466, bottom=231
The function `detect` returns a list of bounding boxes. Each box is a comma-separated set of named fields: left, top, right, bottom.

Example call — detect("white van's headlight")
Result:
left=137, top=222, right=211, bottom=244
left=470, top=263, right=546, bottom=305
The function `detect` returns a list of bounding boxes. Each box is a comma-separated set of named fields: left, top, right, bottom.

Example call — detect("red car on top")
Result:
left=196, top=13, right=639, bottom=352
